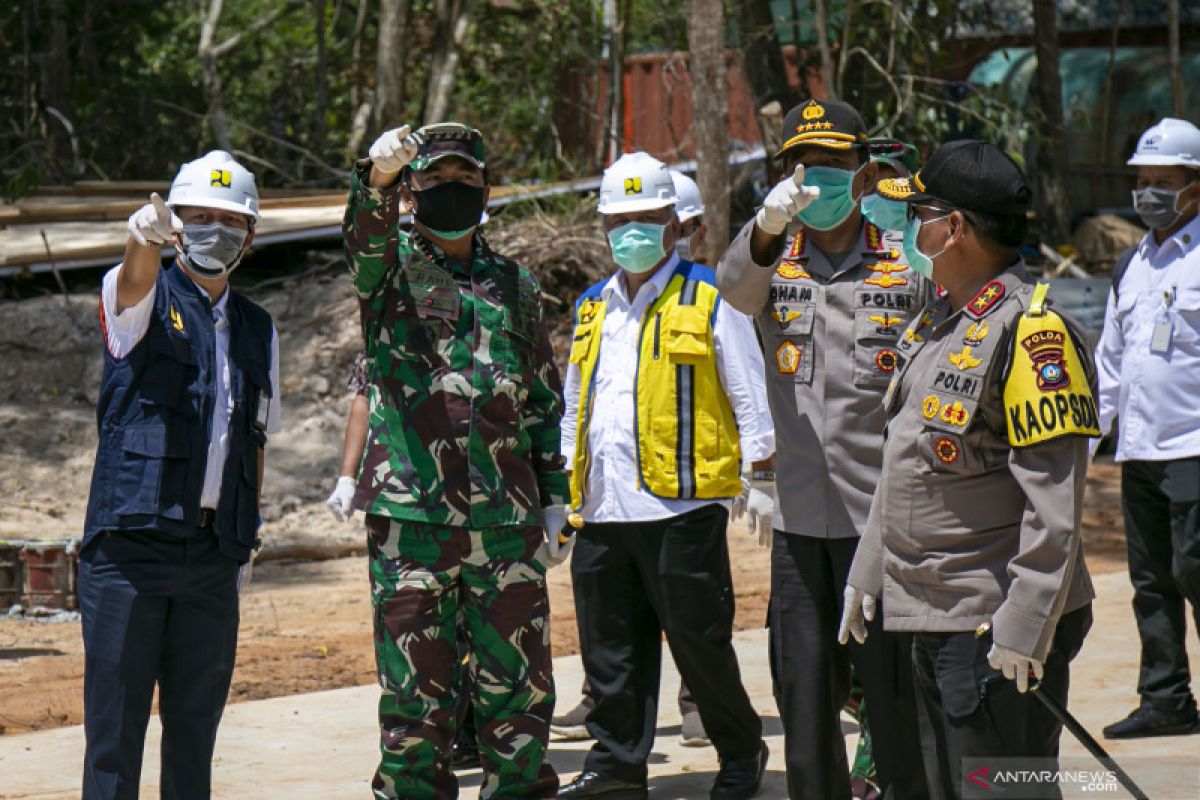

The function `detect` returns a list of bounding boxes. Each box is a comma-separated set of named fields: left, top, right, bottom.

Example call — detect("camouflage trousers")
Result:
left=366, top=514, right=557, bottom=800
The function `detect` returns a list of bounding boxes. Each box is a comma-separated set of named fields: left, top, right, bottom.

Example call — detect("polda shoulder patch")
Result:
left=1003, top=307, right=1100, bottom=447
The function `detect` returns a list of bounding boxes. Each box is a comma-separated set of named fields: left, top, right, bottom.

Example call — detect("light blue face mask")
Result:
left=861, top=194, right=908, bottom=232
left=607, top=221, right=668, bottom=273
left=797, top=165, right=862, bottom=231
left=902, top=213, right=949, bottom=279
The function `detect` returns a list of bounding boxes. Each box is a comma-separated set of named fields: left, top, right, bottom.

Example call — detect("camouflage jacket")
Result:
left=343, top=162, right=569, bottom=528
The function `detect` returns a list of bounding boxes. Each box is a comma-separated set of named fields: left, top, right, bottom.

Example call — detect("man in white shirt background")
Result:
left=555, top=152, right=774, bottom=800
left=79, top=150, right=281, bottom=799
left=1096, top=117, right=1200, bottom=740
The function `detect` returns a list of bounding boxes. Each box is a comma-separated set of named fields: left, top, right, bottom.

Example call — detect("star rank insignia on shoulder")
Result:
left=966, top=280, right=1006, bottom=318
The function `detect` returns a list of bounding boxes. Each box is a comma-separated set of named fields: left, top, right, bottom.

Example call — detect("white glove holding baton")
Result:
left=987, top=643, right=1045, bottom=694
left=755, top=165, right=821, bottom=236
left=837, top=585, right=877, bottom=645
left=368, top=124, right=424, bottom=174
left=731, top=479, right=775, bottom=549
left=128, top=192, right=183, bottom=247
left=326, top=475, right=357, bottom=523
left=542, top=505, right=576, bottom=567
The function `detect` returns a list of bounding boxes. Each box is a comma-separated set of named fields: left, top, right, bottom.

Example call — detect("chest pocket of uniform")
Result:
left=1171, top=287, right=1200, bottom=353
left=916, top=431, right=981, bottom=475
left=853, top=308, right=907, bottom=388
left=660, top=305, right=711, bottom=362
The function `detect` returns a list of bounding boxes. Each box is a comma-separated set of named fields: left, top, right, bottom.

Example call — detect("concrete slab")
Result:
left=1, top=571, right=1197, bottom=799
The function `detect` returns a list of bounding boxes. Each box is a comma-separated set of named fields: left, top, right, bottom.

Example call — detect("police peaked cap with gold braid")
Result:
left=776, top=99, right=871, bottom=157
left=876, top=139, right=1032, bottom=217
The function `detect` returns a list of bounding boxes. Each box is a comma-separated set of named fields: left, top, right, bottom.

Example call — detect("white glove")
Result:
left=836, top=585, right=877, bottom=645
left=542, top=505, right=575, bottom=568
left=732, top=482, right=774, bottom=549
left=325, top=475, right=357, bottom=523
left=987, top=643, right=1044, bottom=694
left=368, top=124, right=423, bottom=174
left=755, top=165, right=821, bottom=236
left=128, top=192, right=183, bottom=247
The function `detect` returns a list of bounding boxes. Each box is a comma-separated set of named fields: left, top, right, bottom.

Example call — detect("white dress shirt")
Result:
left=101, top=265, right=282, bottom=508
left=1096, top=214, right=1200, bottom=461
left=560, top=254, right=774, bottom=523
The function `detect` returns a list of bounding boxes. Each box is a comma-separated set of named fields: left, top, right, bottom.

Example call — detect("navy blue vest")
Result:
left=84, top=263, right=274, bottom=563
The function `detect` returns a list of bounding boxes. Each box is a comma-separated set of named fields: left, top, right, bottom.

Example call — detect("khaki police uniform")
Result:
left=718, top=218, right=932, bottom=799
left=847, top=264, right=1097, bottom=799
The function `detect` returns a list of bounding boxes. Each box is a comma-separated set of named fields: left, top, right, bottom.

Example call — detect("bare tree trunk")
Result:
left=374, top=0, right=409, bottom=131
left=812, top=0, right=837, bottom=100
left=350, top=0, right=371, bottom=110
left=1032, top=0, right=1070, bottom=246
left=311, top=0, right=329, bottom=153
left=603, top=0, right=625, bottom=164
left=689, top=0, right=730, bottom=263
left=424, top=0, right=475, bottom=123
left=1168, top=0, right=1183, bottom=116
left=1097, top=0, right=1124, bottom=197
left=199, top=0, right=234, bottom=151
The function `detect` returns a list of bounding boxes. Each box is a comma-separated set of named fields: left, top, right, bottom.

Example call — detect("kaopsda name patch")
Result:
left=1003, top=297, right=1099, bottom=447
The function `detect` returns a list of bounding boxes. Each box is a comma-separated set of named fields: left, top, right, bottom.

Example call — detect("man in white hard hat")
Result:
left=671, top=170, right=710, bottom=264
left=557, top=152, right=773, bottom=800
left=79, top=150, right=281, bottom=799
left=1096, top=117, right=1200, bottom=739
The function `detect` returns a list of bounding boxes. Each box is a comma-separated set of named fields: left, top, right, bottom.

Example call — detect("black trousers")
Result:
left=1122, top=458, right=1200, bottom=716
left=768, top=532, right=928, bottom=800
left=79, top=529, right=240, bottom=800
left=912, top=604, right=1093, bottom=800
left=571, top=504, right=762, bottom=784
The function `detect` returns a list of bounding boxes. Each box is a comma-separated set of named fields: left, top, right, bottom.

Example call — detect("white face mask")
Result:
left=180, top=222, right=249, bottom=278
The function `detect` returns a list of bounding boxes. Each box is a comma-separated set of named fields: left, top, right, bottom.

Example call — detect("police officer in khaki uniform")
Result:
left=716, top=99, right=930, bottom=799
left=841, top=140, right=1097, bottom=799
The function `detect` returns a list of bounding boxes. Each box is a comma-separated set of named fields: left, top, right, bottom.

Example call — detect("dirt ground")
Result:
left=0, top=463, right=1128, bottom=737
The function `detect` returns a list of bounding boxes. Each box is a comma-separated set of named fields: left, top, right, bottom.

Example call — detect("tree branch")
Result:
left=210, top=0, right=304, bottom=60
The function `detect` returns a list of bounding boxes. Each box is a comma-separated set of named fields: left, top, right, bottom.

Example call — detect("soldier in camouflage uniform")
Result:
left=343, top=122, right=572, bottom=800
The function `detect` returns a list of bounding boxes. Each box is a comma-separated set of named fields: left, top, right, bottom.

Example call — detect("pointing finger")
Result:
left=791, top=164, right=805, bottom=187
left=151, top=192, right=170, bottom=221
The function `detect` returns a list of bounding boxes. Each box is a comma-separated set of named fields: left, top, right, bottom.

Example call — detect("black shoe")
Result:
left=558, top=770, right=649, bottom=799
left=711, top=741, right=768, bottom=800
left=450, top=737, right=479, bottom=770
left=1103, top=705, right=1200, bottom=739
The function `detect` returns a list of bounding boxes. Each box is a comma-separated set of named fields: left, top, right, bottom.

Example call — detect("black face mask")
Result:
left=410, top=180, right=486, bottom=239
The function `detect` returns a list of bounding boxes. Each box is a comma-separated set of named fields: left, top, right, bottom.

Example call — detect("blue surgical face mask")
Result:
left=607, top=221, right=668, bottom=273
left=861, top=194, right=908, bottom=231
left=797, top=165, right=862, bottom=231
left=902, top=214, right=949, bottom=279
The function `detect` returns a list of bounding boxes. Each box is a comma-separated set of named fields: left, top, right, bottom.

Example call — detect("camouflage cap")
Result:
left=409, top=122, right=486, bottom=172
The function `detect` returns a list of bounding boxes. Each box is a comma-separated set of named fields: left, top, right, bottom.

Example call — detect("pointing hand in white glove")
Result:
left=987, top=643, right=1044, bottom=694
left=837, top=585, right=877, bottom=645
left=755, top=165, right=821, bottom=236
left=369, top=124, right=423, bottom=174
left=542, top=505, right=575, bottom=567
left=128, top=192, right=183, bottom=247
left=326, top=475, right=357, bottom=523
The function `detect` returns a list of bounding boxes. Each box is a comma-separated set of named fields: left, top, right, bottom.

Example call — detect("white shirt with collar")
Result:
left=1096, top=213, right=1200, bottom=461
left=101, top=265, right=283, bottom=509
left=560, top=253, right=774, bottom=523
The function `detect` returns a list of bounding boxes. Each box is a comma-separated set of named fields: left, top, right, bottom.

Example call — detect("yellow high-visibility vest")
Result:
left=568, top=261, right=742, bottom=511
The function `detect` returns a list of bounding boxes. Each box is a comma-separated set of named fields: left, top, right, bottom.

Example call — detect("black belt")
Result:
left=198, top=507, right=216, bottom=529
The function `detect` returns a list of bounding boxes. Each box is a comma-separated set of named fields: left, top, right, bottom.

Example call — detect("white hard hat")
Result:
left=598, top=152, right=678, bottom=214
left=167, top=150, right=261, bottom=222
left=1127, top=118, right=1200, bottom=169
left=670, top=171, right=704, bottom=222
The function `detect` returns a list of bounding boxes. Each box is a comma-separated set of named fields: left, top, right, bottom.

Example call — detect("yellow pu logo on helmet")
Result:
left=210, top=169, right=232, bottom=188
left=623, top=177, right=642, bottom=195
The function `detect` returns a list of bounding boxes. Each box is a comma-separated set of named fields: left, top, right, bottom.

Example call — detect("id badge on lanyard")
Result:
left=1150, top=287, right=1175, bottom=355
